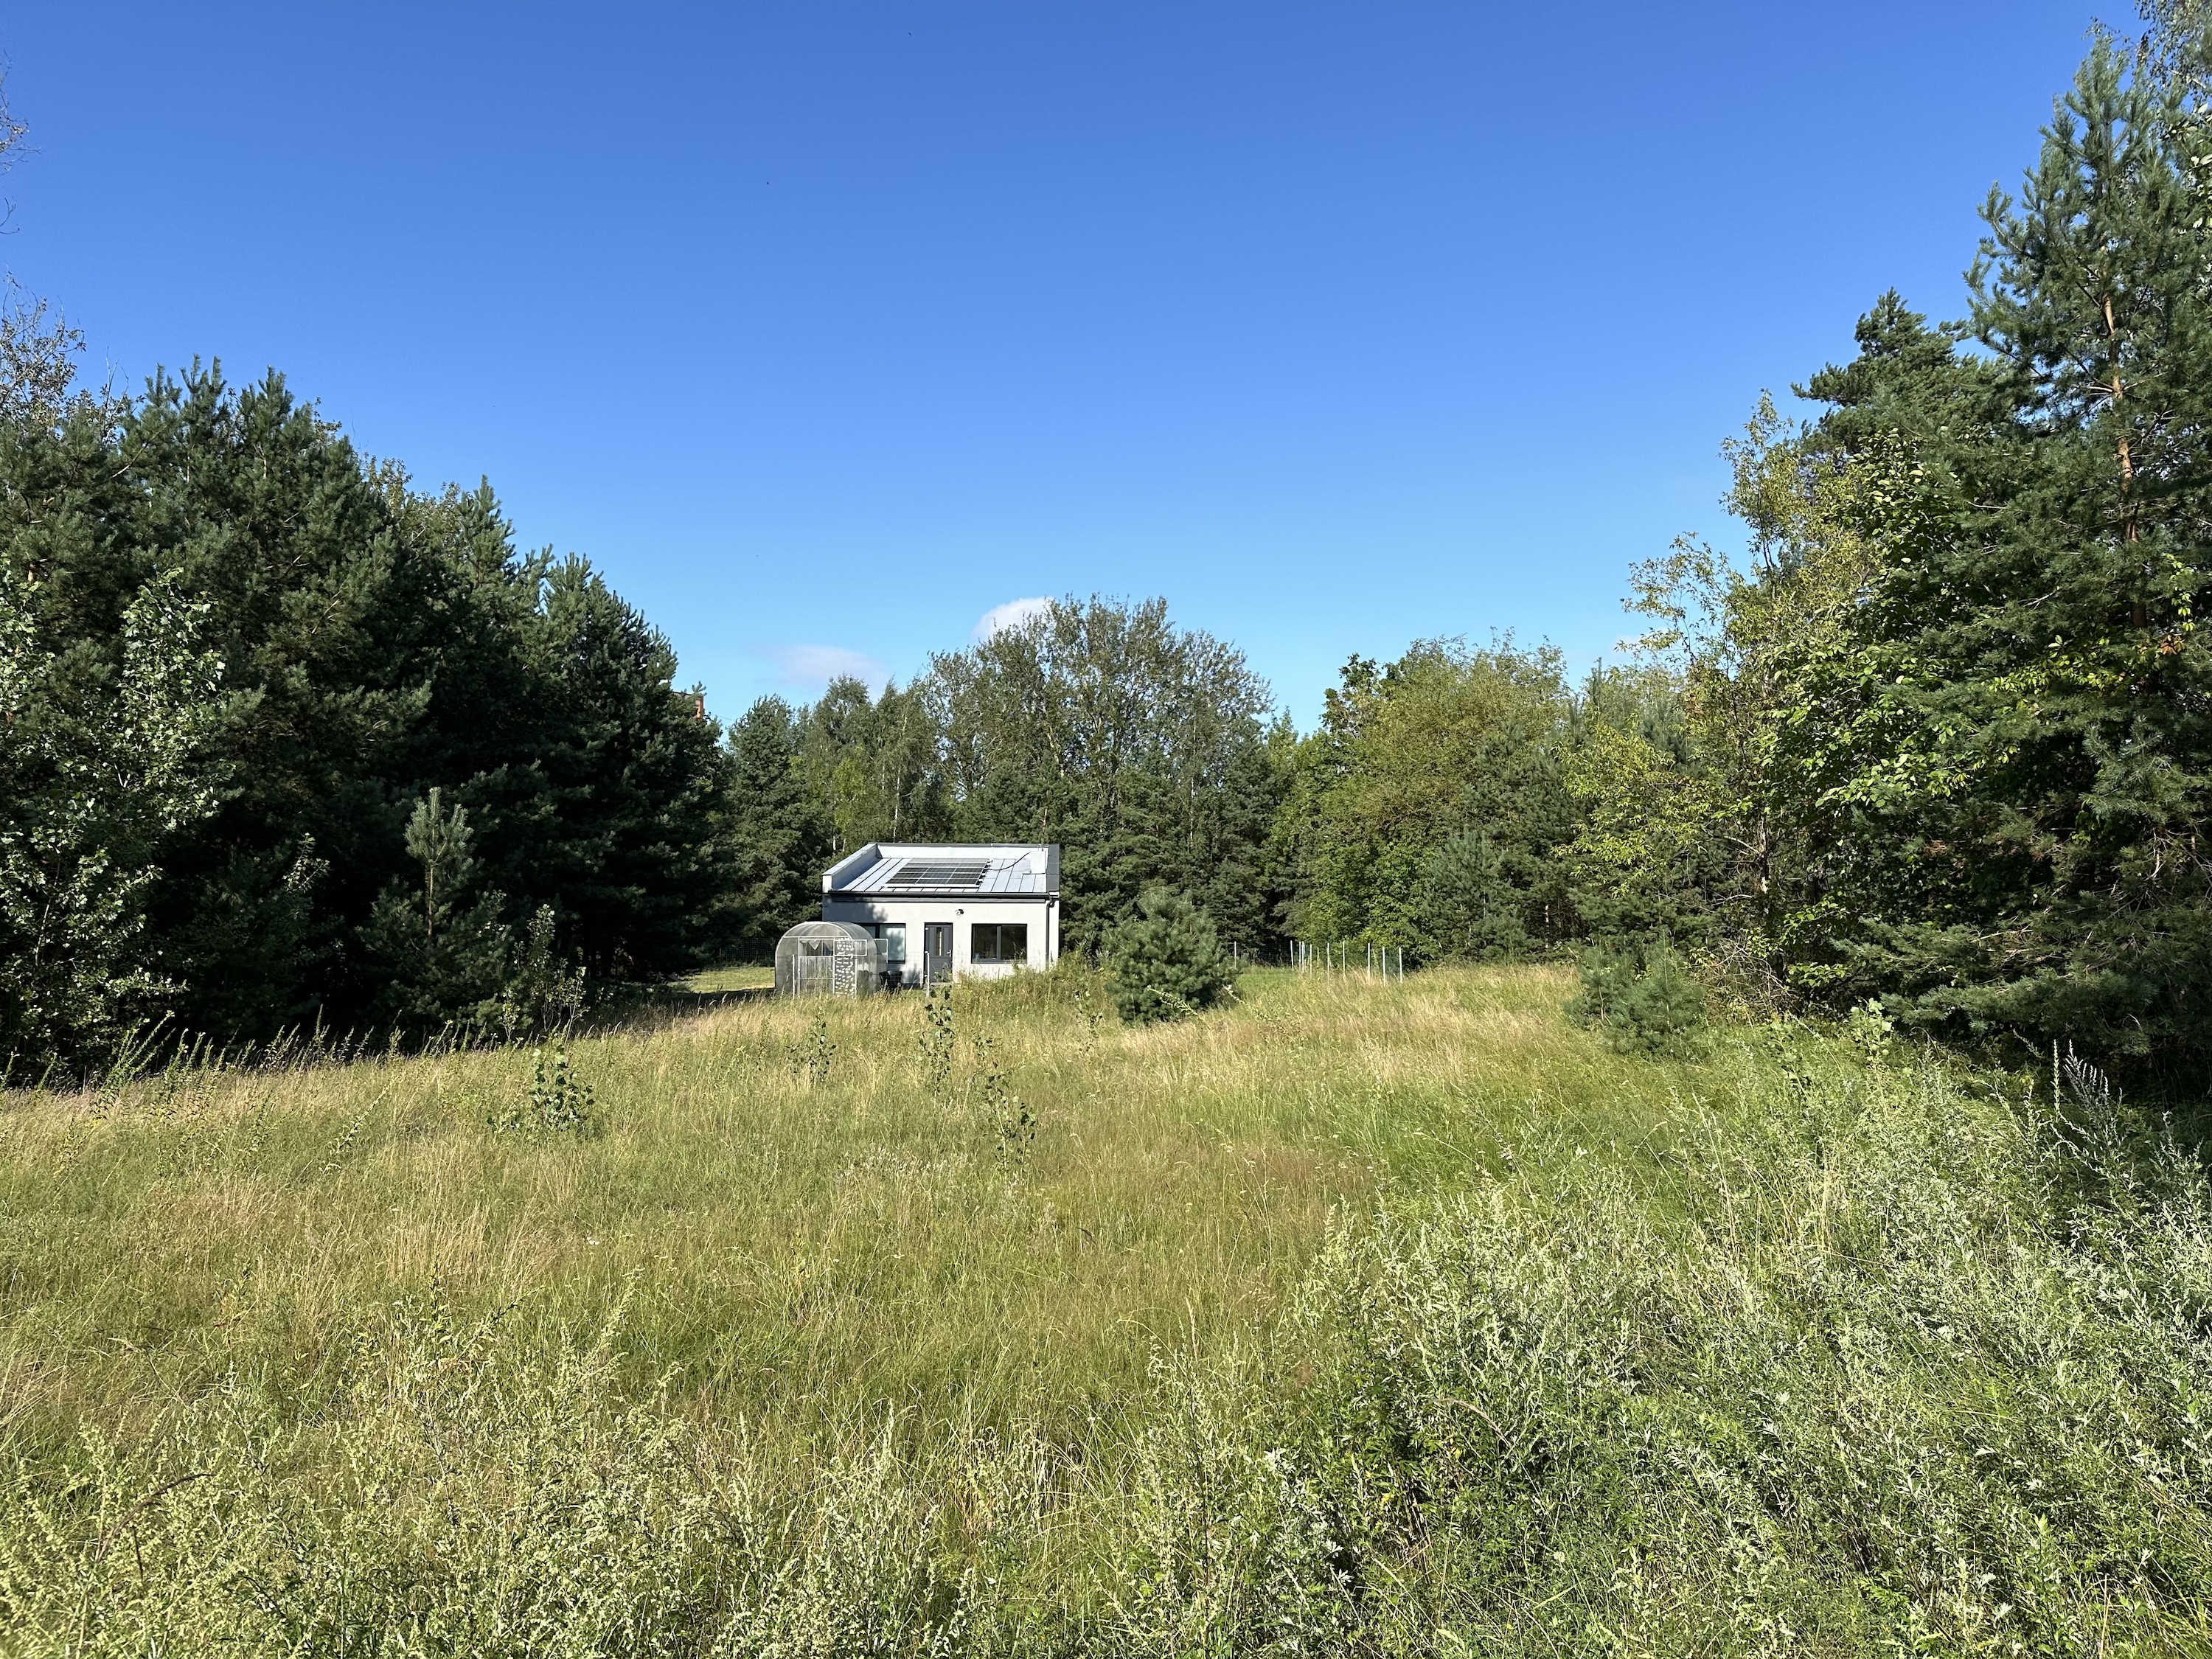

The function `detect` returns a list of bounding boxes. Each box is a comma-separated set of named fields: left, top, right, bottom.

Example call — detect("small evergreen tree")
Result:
left=1104, top=888, right=1235, bottom=1024
left=1568, top=936, right=1707, bottom=1056
left=359, top=789, right=513, bottom=1032
left=1419, top=829, right=1527, bottom=961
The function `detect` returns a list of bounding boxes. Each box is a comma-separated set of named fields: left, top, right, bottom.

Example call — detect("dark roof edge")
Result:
left=825, top=888, right=1054, bottom=900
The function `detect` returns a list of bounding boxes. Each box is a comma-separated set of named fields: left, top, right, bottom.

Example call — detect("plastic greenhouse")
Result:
left=773, top=920, right=885, bottom=998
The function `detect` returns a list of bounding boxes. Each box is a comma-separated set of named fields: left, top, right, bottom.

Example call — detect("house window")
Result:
left=869, top=922, right=907, bottom=964
left=970, top=922, right=1028, bottom=964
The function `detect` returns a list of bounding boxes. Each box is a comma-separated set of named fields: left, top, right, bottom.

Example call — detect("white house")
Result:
left=820, top=842, right=1060, bottom=987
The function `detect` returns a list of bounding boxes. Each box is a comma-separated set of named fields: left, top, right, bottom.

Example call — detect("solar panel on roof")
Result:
left=885, top=860, right=989, bottom=890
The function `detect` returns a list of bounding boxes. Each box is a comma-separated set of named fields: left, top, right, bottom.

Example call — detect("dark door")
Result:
left=922, top=922, right=953, bottom=984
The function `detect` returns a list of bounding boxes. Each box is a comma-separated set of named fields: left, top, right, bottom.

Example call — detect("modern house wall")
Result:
left=820, top=842, right=1060, bottom=987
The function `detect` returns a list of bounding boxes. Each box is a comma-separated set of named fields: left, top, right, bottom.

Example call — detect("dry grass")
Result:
left=8, top=967, right=2208, bottom=1652
left=676, top=964, right=776, bottom=993
left=0, top=964, right=1697, bottom=1465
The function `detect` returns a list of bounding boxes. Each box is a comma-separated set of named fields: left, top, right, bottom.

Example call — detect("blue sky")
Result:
left=3, top=1, right=2102, bottom=725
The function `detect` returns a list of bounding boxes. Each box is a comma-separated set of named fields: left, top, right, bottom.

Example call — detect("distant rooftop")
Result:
left=823, top=841, right=1060, bottom=897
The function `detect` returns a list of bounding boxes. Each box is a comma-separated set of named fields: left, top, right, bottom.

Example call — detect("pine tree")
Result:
left=358, top=790, right=513, bottom=1032
left=510, top=556, right=726, bottom=984
left=1674, top=24, right=2212, bottom=1070
left=1104, top=888, right=1235, bottom=1023
left=1826, top=33, right=2212, bottom=1062
left=0, top=362, right=728, bottom=1045
left=1419, top=830, right=1526, bottom=960
left=719, top=696, right=832, bottom=959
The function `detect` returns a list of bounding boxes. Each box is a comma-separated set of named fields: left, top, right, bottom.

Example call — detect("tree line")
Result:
left=722, top=595, right=1286, bottom=964
left=10, top=5, right=2212, bottom=1078
left=0, top=352, right=728, bottom=1073
left=720, top=3, right=2212, bottom=1080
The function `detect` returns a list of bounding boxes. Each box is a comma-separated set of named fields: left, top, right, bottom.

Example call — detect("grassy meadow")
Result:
left=3, top=966, right=2210, bottom=1653
left=0, top=966, right=1626, bottom=1454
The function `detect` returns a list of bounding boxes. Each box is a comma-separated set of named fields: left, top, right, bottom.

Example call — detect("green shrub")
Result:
left=1105, top=889, right=1235, bottom=1025
left=489, top=1044, right=596, bottom=1133
left=1109, top=1047, right=2212, bottom=1652
left=1568, top=936, right=1705, bottom=1054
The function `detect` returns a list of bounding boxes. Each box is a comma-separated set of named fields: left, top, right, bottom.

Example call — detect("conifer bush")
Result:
left=1567, top=936, right=1706, bottom=1054
left=1104, top=888, right=1235, bottom=1024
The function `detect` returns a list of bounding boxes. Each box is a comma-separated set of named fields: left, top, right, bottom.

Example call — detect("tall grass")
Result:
left=1, top=969, right=2207, bottom=1652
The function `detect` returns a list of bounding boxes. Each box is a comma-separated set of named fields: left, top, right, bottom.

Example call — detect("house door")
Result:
left=922, top=922, right=953, bottom=985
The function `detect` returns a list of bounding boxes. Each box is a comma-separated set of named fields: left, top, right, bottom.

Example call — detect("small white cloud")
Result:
left=973, top=596, right=1053, bottom=643
left=765, top=643, right=891, bottom=691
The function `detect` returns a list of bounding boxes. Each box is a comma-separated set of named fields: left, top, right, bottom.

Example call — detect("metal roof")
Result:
left=838, top=855, right=1048, bottom=896
left=824, top=842, right=1058, bottom=897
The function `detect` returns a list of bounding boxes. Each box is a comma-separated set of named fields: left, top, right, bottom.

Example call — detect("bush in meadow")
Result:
left=1568, top=935, right=1706, bottom=1054
left=1109, top=1044, right=2212, bottom=1653
left=1105, top=888, right=1235, bottom=1024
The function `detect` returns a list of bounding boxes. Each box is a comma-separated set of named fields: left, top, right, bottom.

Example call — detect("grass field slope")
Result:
left=2, top=967, right=2208, bottom=1654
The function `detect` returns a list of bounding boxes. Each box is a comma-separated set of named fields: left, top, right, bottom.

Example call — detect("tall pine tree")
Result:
left=718, top=696, right=833, bottom=959
left=1652, top=20, right=2212, bottom=1070
left=0, top=361, right=731, bottom=1061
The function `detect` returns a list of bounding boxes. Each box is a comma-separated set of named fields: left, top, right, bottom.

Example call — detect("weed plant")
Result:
left=793, top=1015, right=838, bottom=1089
left=1, top=969, right=2208, bottom=1651
left=486, top=1043, right=597, bottom=1133
left=919, top=985, right=956, bottom=1096
left=970, top=1034, right=1034, bottom=1159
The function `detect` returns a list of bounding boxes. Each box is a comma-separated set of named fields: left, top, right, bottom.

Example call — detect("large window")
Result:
left=869, top=922, right=907, bottom=964
left=969, top=922, right=1028, bottom=964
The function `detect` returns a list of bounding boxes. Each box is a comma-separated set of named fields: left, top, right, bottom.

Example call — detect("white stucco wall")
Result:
left=821, top=895, right=1059, bottom=986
